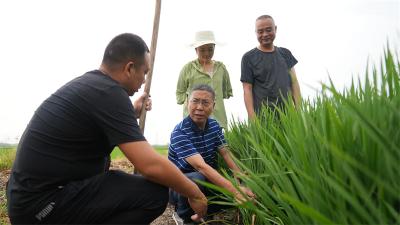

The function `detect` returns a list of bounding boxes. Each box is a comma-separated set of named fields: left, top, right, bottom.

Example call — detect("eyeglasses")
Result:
left=190, top=98, right=213, bottom=107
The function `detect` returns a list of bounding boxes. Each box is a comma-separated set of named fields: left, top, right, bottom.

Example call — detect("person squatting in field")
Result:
left=169, top=84, right=255, bottom=224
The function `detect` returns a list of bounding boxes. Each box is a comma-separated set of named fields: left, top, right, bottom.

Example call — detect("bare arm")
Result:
left=218, top=146, right=241, bottom=175
left=119, top=141, right=207, bottom=218
left=289, top=68, right=301, bottom=109
left=219, top=146, right=254, bottom=197
left=186, top=153, right=255, bottom=201
left=242, top=82, right=256, bottom=119
left=186, top=154, right=237, bottom=194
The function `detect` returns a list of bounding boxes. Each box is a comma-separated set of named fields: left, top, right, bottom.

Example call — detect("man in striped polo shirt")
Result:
left=168, top=84, right=254, bottom=224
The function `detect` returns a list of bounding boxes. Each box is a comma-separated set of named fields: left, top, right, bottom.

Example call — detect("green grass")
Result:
left=0, top=147, right=16, bottom=171
left=152, top=145, right=169, bottom=156
left=0, top=200, right=8, bottom=225
left=111, top=145, right=168, bottom=160
left=110, top=147, right=125, bottom=159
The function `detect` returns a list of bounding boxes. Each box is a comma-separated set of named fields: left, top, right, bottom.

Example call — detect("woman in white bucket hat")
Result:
left=176, top=30, right=233, bottom=129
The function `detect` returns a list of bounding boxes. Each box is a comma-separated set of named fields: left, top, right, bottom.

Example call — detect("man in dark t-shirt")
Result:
left=6, top=33, right=207, bottom=224
left=241, top=15, right=301, bottom=118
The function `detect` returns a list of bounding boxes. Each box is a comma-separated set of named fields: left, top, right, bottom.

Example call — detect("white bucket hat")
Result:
left=190, top=30, right=219, bottom=48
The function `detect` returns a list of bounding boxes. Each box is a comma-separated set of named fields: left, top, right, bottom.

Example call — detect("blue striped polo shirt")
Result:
left=168, top=116, right=226, bottom=173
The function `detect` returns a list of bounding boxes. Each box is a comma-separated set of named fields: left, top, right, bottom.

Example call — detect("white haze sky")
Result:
left=0, top=0, right=399, bottom=144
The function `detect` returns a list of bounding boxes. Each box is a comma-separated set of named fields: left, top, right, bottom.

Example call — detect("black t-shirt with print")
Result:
left=7, top=70, right=145, bottom=217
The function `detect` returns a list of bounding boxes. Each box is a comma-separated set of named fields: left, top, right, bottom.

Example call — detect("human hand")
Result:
left=133, top=92, right=152, bottom=118
left=234, top=186, right=255, bottom=204
left=240, top=186, right=255, bottom=198
left=188, top=193, right=208, bottom=222
left=248, top=111, right=256, bottom=120
left=233, top=171, right=249, bottom=184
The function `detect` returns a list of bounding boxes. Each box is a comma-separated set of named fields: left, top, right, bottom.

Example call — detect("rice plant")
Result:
left=0, top=147, right=16, bottom=171
left=223, top=47, right=400, bottom=224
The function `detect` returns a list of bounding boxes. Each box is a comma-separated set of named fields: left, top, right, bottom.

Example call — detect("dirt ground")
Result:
left=0, top=169, right=11, bottom=225
left=0, top=159, right=175, bottom=225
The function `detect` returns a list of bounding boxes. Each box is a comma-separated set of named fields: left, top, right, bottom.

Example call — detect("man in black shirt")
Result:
left=241, top=15, right=301, bottom=118
left=7, top=33, right=207, bottom=224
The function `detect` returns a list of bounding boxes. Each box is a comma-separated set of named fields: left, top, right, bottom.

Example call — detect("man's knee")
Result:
left=150, top=184, right=169, bottom=217
left=145, top=181, right=169, bottom=208
left=157, top=184, right=169, bottom=205
left=169, top=172, right=204, bottom=207
left=101, top=171, right=169, bottom=209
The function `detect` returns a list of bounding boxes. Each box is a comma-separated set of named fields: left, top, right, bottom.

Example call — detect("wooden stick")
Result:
left=139, top=0, right=161, bottom=133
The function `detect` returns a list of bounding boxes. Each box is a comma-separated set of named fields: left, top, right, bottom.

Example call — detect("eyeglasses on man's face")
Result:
left=190, top=98, right=214, bottom=107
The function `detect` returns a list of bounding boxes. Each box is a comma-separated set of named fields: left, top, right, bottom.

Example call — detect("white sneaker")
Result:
left=172, top=212, right=184, bottom=225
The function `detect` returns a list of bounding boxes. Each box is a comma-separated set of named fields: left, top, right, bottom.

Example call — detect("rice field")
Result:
left=221, top=48, right=400, bottom=224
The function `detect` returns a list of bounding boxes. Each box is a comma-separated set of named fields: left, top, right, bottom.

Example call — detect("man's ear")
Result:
left=124, top=62, right=134, bottom=78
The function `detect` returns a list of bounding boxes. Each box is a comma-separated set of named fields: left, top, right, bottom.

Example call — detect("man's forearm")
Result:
left=291, top=81, right=301, bottom=108
left=242, top=83, right=256, bottom=119
left=244, top=94, right=255, bottom=118
left=220, top=147, right=241, bottom=174
left=197, top=163, right=237, bottom=194
left=289, top=68, right=301, bottom=108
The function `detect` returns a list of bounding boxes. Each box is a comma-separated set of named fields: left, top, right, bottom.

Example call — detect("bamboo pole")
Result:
left=139, top=0, right=161, bottom=133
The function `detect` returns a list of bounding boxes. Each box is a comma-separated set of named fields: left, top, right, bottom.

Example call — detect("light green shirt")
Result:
left=176, top=59, right=233, bottom=129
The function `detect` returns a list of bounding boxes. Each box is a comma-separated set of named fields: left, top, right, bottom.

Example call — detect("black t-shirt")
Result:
left=241, top=46, right=298, bottom=111
left=7, top=70, right=145, bottom=216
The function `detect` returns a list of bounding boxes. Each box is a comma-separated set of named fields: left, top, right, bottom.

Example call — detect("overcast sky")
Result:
left=0, top=0, right=399, bottom=144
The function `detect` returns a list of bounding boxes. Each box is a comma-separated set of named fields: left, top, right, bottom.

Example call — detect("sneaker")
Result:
left=172, top=212, right=184, bottom=225
left=172, top=212, right=199, bottom=225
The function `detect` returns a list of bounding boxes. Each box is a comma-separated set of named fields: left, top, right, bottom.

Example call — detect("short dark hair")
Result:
left=256, top=15, right=274, bottom=22
left=190, top=84, right=216, bottom=100
left=101, top=33, right=149, bottom=69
